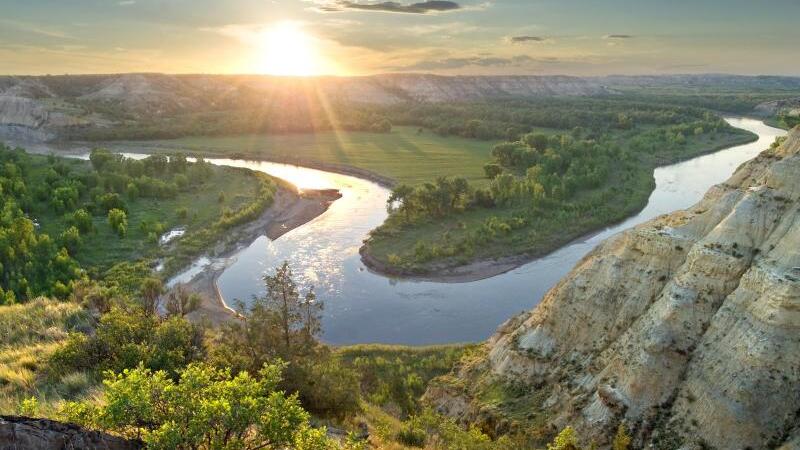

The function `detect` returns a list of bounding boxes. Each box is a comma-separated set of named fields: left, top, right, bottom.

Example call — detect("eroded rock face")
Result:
left=0, top=416, right=142, bottom=450
left=427, top=128, right=800, bottom=449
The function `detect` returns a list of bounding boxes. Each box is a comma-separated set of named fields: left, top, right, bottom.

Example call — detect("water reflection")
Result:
left=205, top=118, right=784, bottom=345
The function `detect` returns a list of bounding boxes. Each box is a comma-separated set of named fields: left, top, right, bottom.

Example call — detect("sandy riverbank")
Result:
left=180, top=187, right=341, bottom=325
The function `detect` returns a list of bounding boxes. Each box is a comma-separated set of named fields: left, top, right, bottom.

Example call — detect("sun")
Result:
left=257, top=22, right=323, bottom=76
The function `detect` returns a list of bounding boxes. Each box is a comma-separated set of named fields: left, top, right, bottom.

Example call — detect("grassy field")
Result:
left=111, top=127, right=500, bottom=186
left=0, top=298, right=98, bottom=415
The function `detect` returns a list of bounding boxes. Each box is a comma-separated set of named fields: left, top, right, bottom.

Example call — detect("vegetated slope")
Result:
left=425, top=127, right=800, bottom=449
left=2, top=73, right=799, bottom=144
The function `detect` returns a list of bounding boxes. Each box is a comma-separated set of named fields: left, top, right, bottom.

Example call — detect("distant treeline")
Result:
left=59, top=91, right=794, bottom=143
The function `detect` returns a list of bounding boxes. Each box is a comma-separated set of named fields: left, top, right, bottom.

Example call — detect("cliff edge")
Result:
left=426, top=127, right=800, bottom=449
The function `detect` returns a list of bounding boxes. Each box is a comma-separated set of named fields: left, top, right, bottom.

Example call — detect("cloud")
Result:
left=314, top=1, right=461, bottom=14
left=508, top=35, right=552, bottom=44
left=0, top=19, right=77, bottom=40
left=390, top=54, right=559, bottom=71
left=603, top=34, right=633, bottom=39
left=118, top=0, right=136, bottom=5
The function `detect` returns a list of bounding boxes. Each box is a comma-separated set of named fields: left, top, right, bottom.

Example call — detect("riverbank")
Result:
left=359, top=125, right=761, bottom=283
left=176, top=187, right=342, bottom=325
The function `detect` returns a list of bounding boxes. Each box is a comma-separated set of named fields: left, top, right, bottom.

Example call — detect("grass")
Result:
left=363, top=126, right=757, bottom=274
left=337, top=344, right=474, bottom=417
left=0, top=298, right=99, bottom=415
left=109, top=127, right=499, bottom=186
left=21, top=155, right=265, bottom=274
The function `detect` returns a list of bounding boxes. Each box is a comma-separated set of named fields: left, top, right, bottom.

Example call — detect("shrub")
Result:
left=59, top=362, right=333, bottom=450
left=107, top=208, right=127, bottom=237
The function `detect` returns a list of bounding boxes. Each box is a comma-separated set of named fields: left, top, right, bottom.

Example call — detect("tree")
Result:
left=523, top=132, right=550, bottom=151
left=484, top=163, right=503, bottom=180
left=89, top=148, right=120, bottom=172
left=139, top=277, right=164, bottom=316
left=59, top=362, right=332, bottom=450
left=612, top=423, right=631, bottom=450
left=59, top=226, right=82, bottom=255
left=387, top=184, right=414, bottom=221
left=547, top=427, right=579, bottom=450
left=371, top=118, right=392, bottom=133
left=299, top=289, right=322, bottom=347
left=107, top=208, right=127, bottom=237
left=165, top=286, right=200, bottom=317
left=70, top=208, right=93, bottom=233
left=261, top=261, right=318, bottom=355
left=208, top=262, right=359, bottom=419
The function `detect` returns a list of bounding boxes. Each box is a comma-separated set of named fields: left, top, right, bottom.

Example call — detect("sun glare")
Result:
left=258, top=22, right=323, bottom=76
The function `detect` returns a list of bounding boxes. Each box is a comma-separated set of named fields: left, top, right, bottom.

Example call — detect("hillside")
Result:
left=425, top=127, right=800, bottom=448
left=2, top=73, right=800, bottom=144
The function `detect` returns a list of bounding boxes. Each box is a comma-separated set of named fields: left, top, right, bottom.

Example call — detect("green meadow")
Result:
left=111, top=127, right=498, bottom=186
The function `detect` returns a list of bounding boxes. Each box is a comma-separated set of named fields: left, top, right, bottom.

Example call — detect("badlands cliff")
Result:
left=427, top=127, right=800, bottom=449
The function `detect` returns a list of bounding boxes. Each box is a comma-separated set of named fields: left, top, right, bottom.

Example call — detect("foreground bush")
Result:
left=60, top=362, right=333, bottom=450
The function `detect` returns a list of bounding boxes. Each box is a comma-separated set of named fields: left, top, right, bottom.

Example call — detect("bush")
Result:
left=107, top=209, right=127, bottom=237
left=49, top=308, right=204, bottom=378
left=397, top=416, right=427, bottom=447
left=69, top=209, right=93, bottom=233
left=59, top=362, right=333, bottom=449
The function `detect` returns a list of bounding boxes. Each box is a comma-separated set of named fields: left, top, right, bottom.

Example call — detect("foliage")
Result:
left=365, top=103, right=755, bottom=273
left=107, top=208, right=127, bottom=237
left=612, top=423, right=632, bottom=450
left=547, top=427, right=579, bottom=450
left=208, top=262, right=360, bottom=418
left=49, top=306, right=205, bottom=378
left=0, top=146, right=84, bottom=302
left=338, top=344, right=472, bottom=417
left=59, top=362, right=334, bottom=449
left=0, top=144, right=276, bottom=286
left=392, top=408, right=514, bottom=450
left=0, top=298, right=95, bottom=414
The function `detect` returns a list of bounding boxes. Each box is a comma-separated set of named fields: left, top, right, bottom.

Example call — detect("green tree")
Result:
left=139, top=277, right=164, bottom=317
left=612, top=423, right=631, bottom=450
left=59, top=226, right=82, bottom=255
left=59, top=362, right=332, bottom=450
left=548, top=427, right=579, bottom=450
left=107, top=208, right=127, bottom=237
left=259, top=262, right=318, bottom=355
left=165, top=286, right=200, bottom=317
left=209, top=262, right=360, bottom=418
left=70, top=208, right=93, bottom=233
left=483, top=163, right=503, bottom=180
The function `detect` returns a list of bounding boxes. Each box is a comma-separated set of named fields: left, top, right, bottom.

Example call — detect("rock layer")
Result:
left=0, top=416, right=141, bottom=450
left=427, top=127, right=800, bottom=449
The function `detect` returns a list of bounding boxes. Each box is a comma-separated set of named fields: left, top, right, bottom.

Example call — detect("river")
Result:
left=162, top=118, right=784, bottom=345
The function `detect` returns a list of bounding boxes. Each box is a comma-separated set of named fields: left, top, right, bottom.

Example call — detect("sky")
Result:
left=1, top=0, right=798, bottom=76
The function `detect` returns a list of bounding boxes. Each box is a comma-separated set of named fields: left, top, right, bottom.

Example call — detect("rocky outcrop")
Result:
left=427, top=127, right=800, bottom=449
left=0, top=416, right=142, bottom=449
left=755, top=97, right=800, bottom=118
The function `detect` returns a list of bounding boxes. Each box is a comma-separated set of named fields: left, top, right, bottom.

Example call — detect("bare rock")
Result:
left=427, top=127, right=800, bottom=449
left=0, top=416, right=142, bottom=450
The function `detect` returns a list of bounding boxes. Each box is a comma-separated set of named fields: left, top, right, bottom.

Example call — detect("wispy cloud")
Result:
left=389, top=54, right=559, bottom=71
left=603, top=34, right=634, bottom=39
left=314, top=1, right=461, bottom=14
left=508, top=35, right=553, bottom=44
left=0, top=19, right=77, bottom=40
